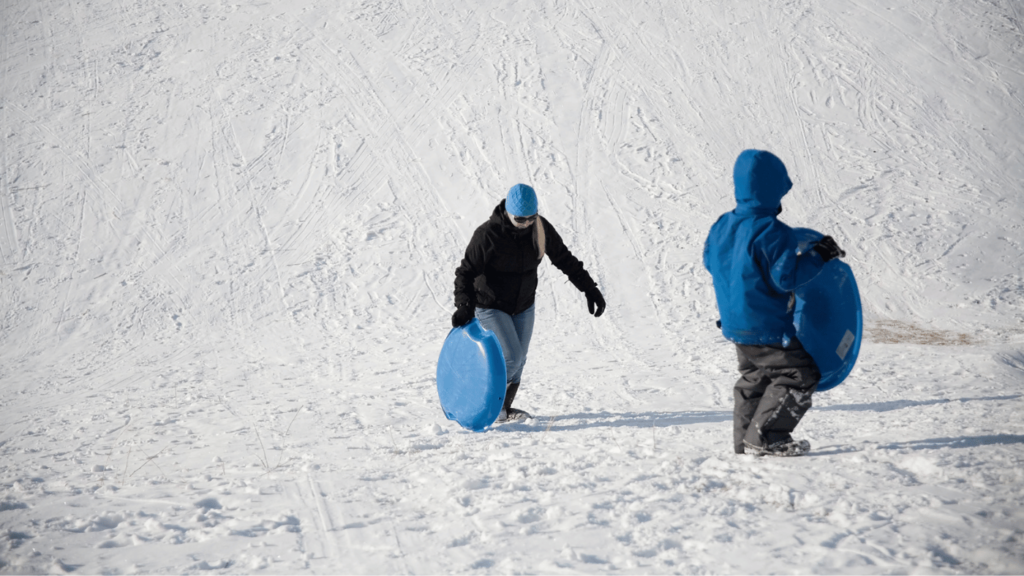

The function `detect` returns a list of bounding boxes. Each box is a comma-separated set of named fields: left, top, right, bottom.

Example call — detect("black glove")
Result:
left=451, top=306, right=474, bottom=328
left=812, top=235, right=846, bottom=262
left=585, top=287, right=606, bottom=318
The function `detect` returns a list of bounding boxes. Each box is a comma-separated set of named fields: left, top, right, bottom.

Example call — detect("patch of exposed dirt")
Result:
left=866, top=320, right=978, bottom=346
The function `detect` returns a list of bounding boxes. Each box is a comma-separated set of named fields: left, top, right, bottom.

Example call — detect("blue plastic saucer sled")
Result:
left=792, top=228, right=863, bottom=392
left=436, top=319, right=507, bottom=431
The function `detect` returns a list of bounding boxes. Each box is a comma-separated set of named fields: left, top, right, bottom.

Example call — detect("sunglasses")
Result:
left=512, top=214, right=537, bottom=224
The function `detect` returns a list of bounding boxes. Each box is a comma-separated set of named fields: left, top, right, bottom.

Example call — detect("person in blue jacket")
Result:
left=704, top=149, right=846, bottom=456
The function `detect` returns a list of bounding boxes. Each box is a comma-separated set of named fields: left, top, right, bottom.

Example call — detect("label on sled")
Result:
left=792, top=228, right=863, bottom=391
left=436, top=318, right=506, bottom=431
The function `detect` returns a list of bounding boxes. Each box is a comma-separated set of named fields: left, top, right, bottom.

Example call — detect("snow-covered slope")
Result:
left=2, top=0, right=1023, bottom=573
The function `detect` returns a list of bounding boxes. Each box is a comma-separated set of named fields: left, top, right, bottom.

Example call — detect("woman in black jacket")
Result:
left=452, top=184, right=606, bottom=422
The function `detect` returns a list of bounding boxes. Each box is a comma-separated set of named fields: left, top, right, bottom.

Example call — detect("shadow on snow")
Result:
left=812, top=434, right=1024, bottom=456
left=495, top=410, right=732, bottom=432
left=816, top=394, right=1021, bottom=413
left=496, top=395, right=1020, bottom=432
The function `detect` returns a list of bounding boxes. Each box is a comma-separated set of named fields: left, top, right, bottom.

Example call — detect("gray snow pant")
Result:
left=733, top=338, right=820, bottom=454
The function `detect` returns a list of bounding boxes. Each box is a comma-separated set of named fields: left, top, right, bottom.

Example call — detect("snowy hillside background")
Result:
left=2, top=0, right=1023, bottom=573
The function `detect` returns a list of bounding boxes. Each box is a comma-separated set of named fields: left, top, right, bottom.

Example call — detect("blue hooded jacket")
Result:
left=703, top=150, right=827, bottom=345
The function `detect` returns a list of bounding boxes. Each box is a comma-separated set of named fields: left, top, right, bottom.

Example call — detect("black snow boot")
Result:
left=495, top=382, right=531, bottom=422
left=503, top=382, right=520, bottom=412
left=744, top=433, right=811, bottom=457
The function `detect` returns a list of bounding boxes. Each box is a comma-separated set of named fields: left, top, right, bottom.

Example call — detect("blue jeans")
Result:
left=475, top=305, right=535, bottom=384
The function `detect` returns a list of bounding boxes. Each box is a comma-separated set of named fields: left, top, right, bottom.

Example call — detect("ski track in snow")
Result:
left=1, top=0, right=1023, bottom=573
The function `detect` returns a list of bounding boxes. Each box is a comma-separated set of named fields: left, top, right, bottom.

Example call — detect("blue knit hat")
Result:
left=505, top=184, right=538, bottom=217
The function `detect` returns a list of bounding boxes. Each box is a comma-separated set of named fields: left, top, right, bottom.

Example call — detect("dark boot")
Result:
left=503, top=382, right=520, bottom=412
left=744, top=434, right=811, bottom=457
left=496, top=382, right=530, bottom=422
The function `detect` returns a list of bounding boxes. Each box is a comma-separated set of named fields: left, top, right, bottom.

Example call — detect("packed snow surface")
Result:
left=2, top=0, right=1023, bottom=573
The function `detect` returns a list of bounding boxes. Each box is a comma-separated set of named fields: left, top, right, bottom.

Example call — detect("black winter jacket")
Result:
left=454, top=200, right=597, bottom=316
